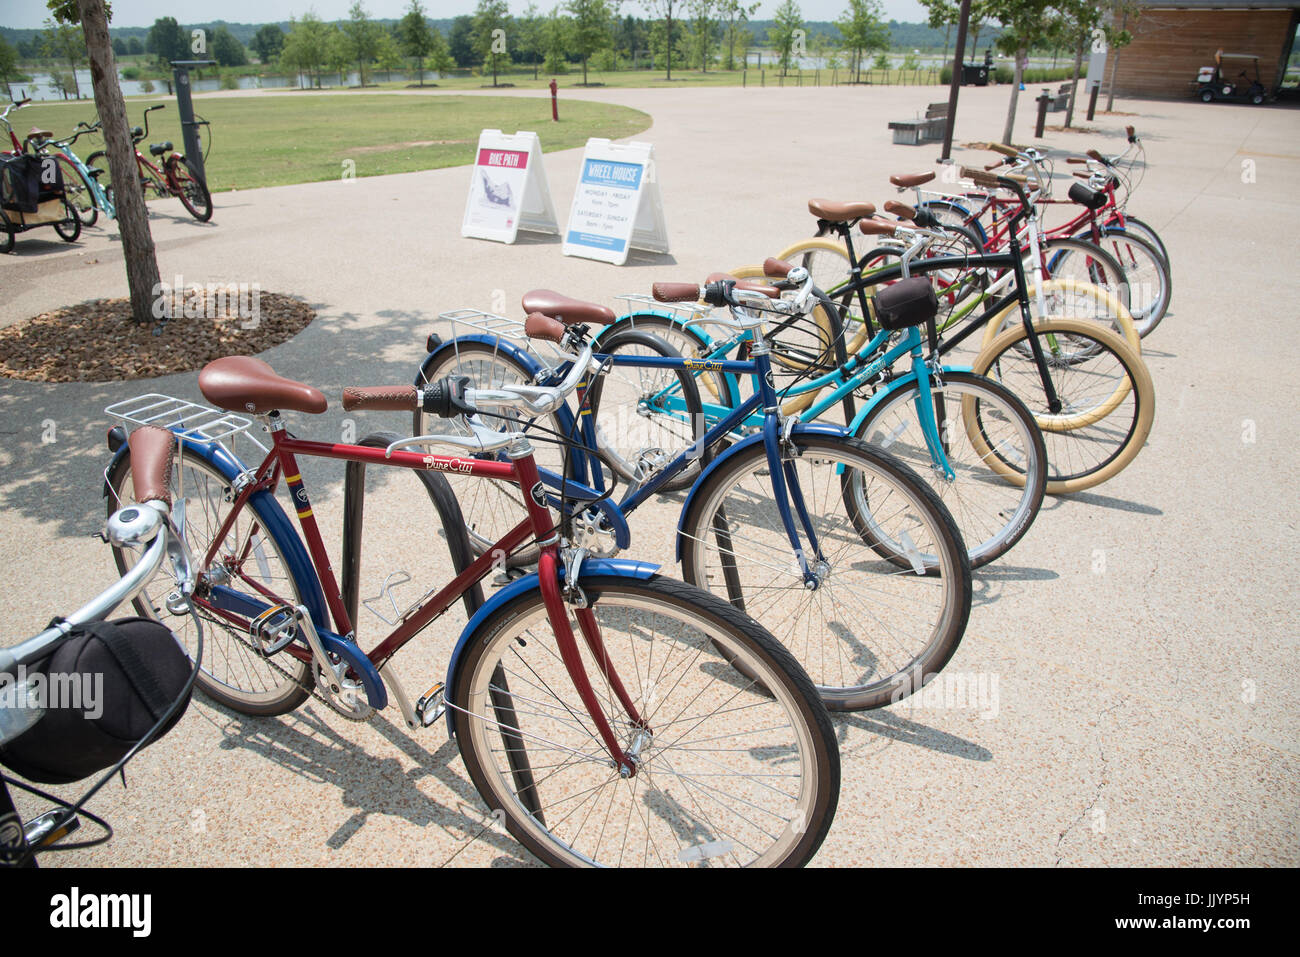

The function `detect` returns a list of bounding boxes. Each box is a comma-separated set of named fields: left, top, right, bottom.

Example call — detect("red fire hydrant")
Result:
left=550, top=79, right=558, bottom=121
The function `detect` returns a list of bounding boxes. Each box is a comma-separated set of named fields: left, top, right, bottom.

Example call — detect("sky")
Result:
left=1, top=0, right=932, bottom=31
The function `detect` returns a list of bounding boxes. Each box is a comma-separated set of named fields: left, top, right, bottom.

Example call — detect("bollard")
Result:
left=170, top=59, right=216, bottom=187
left=549, top=78, right=558, bottom=120
left=1086, top=80, right=1100, bottom=121
left=1034, top=89, right=1051, bottom=137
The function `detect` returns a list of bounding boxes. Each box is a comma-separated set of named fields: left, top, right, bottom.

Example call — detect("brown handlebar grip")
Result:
left=734, top=279, right=781, bottom=299
left=763, top=257, right=793, bottom=278
left=341, top=385, right=418, bottom=412
left=1087, top=149, right=1105, bottom=162
left=989, top=142, right=1019, bottom=157
left=128, top=426, right=176, bottom=508
left=883, top=200, right=917, bottom=220
left=1066, top=157, right=1089, bottom=164
left=959, top=166, right=1000, bottom=189
left=523, top=312, right=566, bottom=343
left=1125, top=125, right=1135, bottom=138
left=1003, top=171, right=1029, bottom=184
left=1073, top=171, right=1093, bottom=179
left=653, top=282, right=702, bottom=303
left=859, top=218, right=899, bottom=237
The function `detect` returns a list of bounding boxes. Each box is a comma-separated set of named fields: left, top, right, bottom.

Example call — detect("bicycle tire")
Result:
left=452, top=573, right=839, bottom=867
left=853, top=371, right=1047, bottom=568
left=85, top=150, right=113, bottom=208
left=1088, top=227, right=1170, bottom=337
left=1111, top=214, right=1169, bottom=267
left=972, top=317, right=1155, bottom=494
left=680, top=432, right=971, bottom=711
left=171, top=156, right=213, bottom=222
left=585, top=327, right=708, bottom=493
left=414, top=337, right=573, bottom=567
left=52, top=194, right=81, bottom=242
left=106, top=444, right=316, bottom=715
left=595, top=312, right=729, bottom=407
left=55, top=155, right=98, bottom=227
left=1040, top=236, right=1131, bottom=318
left=977, top=278, right=1141, bottom=357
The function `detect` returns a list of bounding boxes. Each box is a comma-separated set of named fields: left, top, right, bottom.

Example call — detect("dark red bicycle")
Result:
left=86, top=104, right=212, bottom=223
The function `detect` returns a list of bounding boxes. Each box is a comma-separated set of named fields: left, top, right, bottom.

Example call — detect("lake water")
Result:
left=10, top=69, right=444, bottom=103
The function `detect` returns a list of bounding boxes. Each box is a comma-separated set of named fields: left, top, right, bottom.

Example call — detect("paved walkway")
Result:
left=1, top=84, right=1296, bottom=866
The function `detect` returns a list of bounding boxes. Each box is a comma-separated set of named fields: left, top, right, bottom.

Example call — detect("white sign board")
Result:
left=461, top=129, right=558, bottom=244
left=563, top=139, right=670, bottom=266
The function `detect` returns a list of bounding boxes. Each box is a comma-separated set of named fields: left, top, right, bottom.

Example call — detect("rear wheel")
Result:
left=452, top=573, right=840, bottom=867
left=55, top=155, right=97, bottom=227
left=171, top=156, right=213, bottom=222
left=85, top=151, right=115, bottom=208
left=52, top=194, right=81, bottom=242
left=106, top=445, right=316, bottom=715
left=1089, top=227, right=1170, bottom=337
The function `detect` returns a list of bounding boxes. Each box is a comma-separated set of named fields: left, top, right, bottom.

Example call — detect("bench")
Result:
left=888, top=101, right=949, bottom=146
left=1050, top=82, right=1072, bottom=112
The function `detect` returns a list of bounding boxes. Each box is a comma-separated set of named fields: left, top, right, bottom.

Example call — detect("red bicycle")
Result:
left=86, top=104, right=212, bottom=223
left=100, top=342, right=838, bottom=867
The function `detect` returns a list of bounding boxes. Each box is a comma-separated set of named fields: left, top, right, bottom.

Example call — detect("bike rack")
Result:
left=105, top=394, right=255, bottom=445
left=439, top=308, right=566, bottom=372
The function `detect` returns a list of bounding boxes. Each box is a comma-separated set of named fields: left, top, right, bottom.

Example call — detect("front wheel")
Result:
left=1090, top=227, right=1171, bottom=337
left=973, top=317, right=1155, bottom=494
left=680, top=433, right=972, bottom=711
left=853, top=371, right=1047, bottom=568
left=52, top=195, right=81, bottom=242
left=171, top=157, right=213, bottom=222
left=452, top=573, right=840, bottom=867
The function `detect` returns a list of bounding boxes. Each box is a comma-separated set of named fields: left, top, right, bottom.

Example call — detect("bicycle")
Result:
left=28, top=118, right=116, bottom=227
left=576, top=250, right=1048, bottom=571
left=1, top=99, right=82, bottom=253
left=86, top=104, right=212, bottom=223
left=102, top=350, right=840, bottom=867
left=726, top=172, right=1152, bottom=494
left=413, top=278, right=973, bottom=712
left=2, top=428, right=199, bottom=867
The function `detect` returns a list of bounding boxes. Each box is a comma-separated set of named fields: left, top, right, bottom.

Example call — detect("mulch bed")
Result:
left=0, top=288, right=315, bottom=383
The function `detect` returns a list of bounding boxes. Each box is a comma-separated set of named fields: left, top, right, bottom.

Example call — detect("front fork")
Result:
left=763, top=415, right=826, bottom=589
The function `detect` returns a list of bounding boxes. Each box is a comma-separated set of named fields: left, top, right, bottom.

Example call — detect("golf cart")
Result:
left=1196, top=51, right=1268, bottom=104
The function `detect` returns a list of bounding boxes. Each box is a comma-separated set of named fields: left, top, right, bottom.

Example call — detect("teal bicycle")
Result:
left=593, top=256, right=1048, bottom=569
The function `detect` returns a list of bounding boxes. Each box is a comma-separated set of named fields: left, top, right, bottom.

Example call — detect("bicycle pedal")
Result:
left=250, top=603, right=299, bottom=656
left=415, top=682, right=446, bottom=727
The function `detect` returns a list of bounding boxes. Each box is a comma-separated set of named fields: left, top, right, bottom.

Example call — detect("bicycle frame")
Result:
left=113, top=417, right=651, bottom=774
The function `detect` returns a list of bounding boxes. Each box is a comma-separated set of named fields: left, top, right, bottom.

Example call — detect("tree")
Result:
left=211, top=26, right=247, bottom=67
left=768, top=0, right=803, bottom=76
left=688, top=0, right=718, bottom=72
left=542, top=6, right=570, bottom=74
left=282, top=11, right=331, bottom=88
left=126, top=35, right=143, bottom=55
left=471, top=0, right=512, bottom=86
left=111, top=36, right=126, bottom=56
left=397, top=0, right=434, bottom=83
left=448, top=15, right=476, bottom=67
left=41, top=18, right=86, bottom=98
left=374, top=29, right=403, bottom=81
left=1102, top=0, right=1137, bottom=111
left=514, top=3, right=543, bottom=78
left=325, top=27, right=353, bottom=85
left=837, top=0, right=887, bottom=83
left=50, top=0, right=161, bottom=325
left=642, top=0, right=681, bottom=79
left=987, top=0, right=1054, bottom=143
left=146, top=16, right=187, bottom=67
left=342, top=2, right=381, bottom=86
left=568, top=0, right=613, bottom=84
left=0, top=36, right=18, bottom=100
left=428, top=28, right=454, bottom=76
left=251, top=24, right=286, bottom=64
left=719, top=1, right=756, bottom=71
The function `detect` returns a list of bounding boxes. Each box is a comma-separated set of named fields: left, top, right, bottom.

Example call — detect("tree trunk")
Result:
left=77, top=0, right=160, bottom=325
left=1105, top=13, right=1127, bottom=111
left=1065, top=33, right=1085, bottom=128
left=666, top=12, right=673, bottom=80
left=1001, top=48, right=1025, bottom=144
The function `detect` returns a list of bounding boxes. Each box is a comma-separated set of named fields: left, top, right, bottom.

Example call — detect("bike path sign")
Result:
left=563, top=139, right=670, bottom=266
left=461, top=129, right=559, bottom=244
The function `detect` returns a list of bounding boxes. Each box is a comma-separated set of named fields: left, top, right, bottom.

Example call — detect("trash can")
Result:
left=961, top=64, right=989, bottom=86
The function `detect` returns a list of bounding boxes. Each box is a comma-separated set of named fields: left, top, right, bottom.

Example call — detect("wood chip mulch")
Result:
left=0, top=289, right=315, bottom=383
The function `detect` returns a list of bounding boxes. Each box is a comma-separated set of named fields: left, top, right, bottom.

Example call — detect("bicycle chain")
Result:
left=198, top=611, right=374, bottom=721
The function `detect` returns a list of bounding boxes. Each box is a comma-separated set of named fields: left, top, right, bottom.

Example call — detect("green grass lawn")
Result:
left=12, top=94, right=651, bottom=192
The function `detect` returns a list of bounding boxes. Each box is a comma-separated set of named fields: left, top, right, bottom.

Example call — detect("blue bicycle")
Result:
left=413, top=275, right=972, bottom=711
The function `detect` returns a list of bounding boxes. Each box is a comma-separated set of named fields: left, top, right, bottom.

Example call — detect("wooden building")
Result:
left=1110, top=1, right=1299, bottom=97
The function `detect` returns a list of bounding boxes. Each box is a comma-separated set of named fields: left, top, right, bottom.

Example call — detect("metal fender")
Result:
left=443, top=558, right=660, bottom=734
left=674, top=422, right=849, bottom=561
left=845, top=365, right=974, bottom=435
left=415, top=332, right=546, bottom=385
left=103, top=434, right=330, bottom=629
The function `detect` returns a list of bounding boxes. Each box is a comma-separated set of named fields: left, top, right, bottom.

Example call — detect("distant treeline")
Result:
left=0, top=18, right=1002, bottom=57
